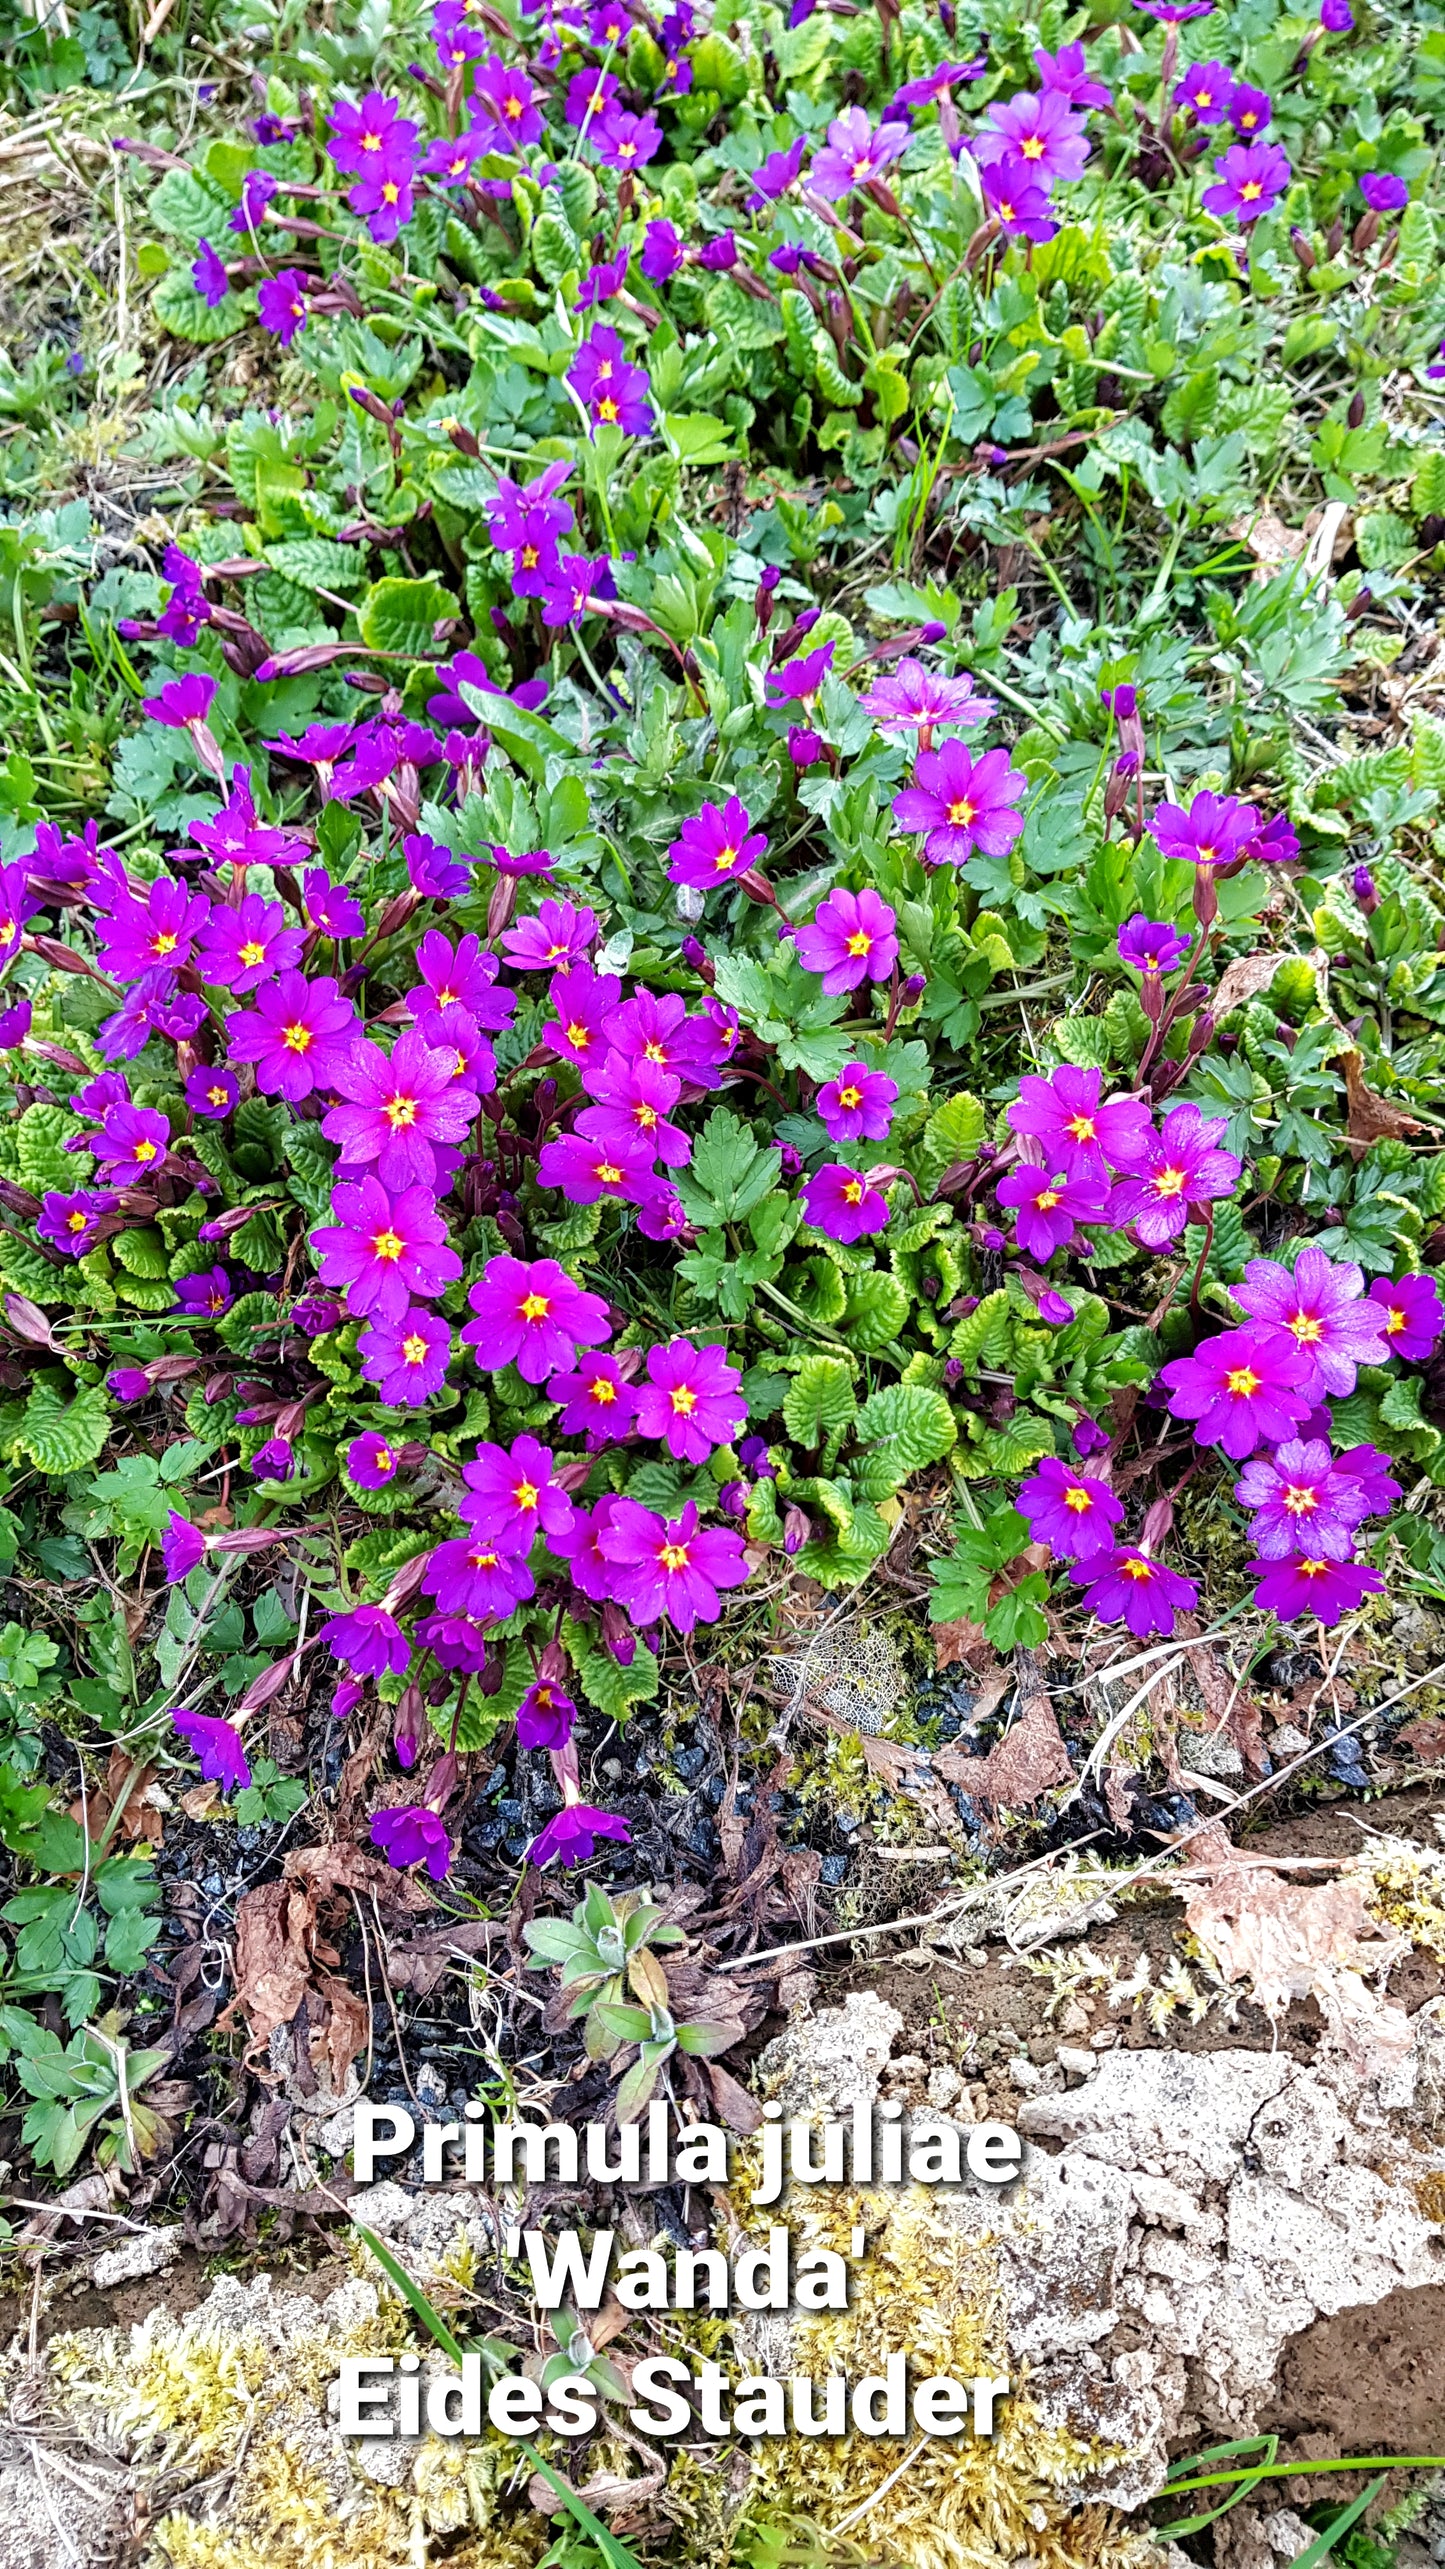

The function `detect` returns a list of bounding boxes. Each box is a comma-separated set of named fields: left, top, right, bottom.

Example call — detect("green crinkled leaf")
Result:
left=576, top=1641, right=659, bottom=1722
left=111, top=1229, right=170, bottom=1281
left=152, top=269, right=247, bottom=344
left=854, top=1382, right=957, bottom=1477
left=264, top=537, right=367, bottom=593
left=956, top=1416, right=1057, bottom=1478
left=148, top=168, right=235, bottom=242
left=840, top=1270, right=909, bottom=1352
left=357, top=575, right=459, bottom=656
left=919, top=1091, right=985, bottom=1180
left=15, top=1378, right=110, bottom=1476
left=948, top=1288, right=1011, bottom=1372
left=17, top=1103, right=84, bottom=1194
left=782, top=1354, right=857, bottom=1446
left=0, top=1236, right=68, bottom=1303
left=114, top=1276, right=176, bottom=1311
left=216, top=1291, right=277, bottom=1351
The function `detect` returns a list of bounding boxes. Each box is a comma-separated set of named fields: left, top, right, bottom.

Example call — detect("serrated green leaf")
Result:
left=16, top=1379, right=110, bottom=1476
left=840, top=1270, right=909, bottom=1352
left=111, top=1228, right=170, bottom=1281
left=782, top=1355, right=856, bottom=1446
left=17, top=1104, right=84, bottom=1194
left=358, top=575, right=459, bottom=656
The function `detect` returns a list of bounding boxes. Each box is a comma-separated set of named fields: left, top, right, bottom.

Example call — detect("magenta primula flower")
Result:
left=554, top=1494, right=627, bottom=1603
left=1368, top=1271, right=1443, bottom=1362
left=1233, top=1437, right=1372, bottom=1562
left=96, top=876, right=211, bottom=980
left=257, top=270, right=310, bottom=345
left=39, top=1188, right=112, bottom=1254
left=1160, top=1323, right=1313, bottom=1459
left=1173, top=57, right=1235, bottom=120
left=311, top=1177, right=463, bottom=1324
left=499, top=898, right=597, bottom=972
left=322, top=1029, right=480, bottom=1191
left=92, top=1102, right=169, bottom=1175
left=1017, top=1456, right=1124, bottom=1561
left=409, top=928, right=512, bottom=1029
left=528, top=1800, right=631, bottom=1868
left=348, top=1429, right=403, bottom=1489
left=327, top=89, right=419, bottom=173
left=1248, top=1553, right=1384, bottom=1627
left=810, top=104, right=909, bottom=198
left=547, top=1351, right=639, bottom=1442
left=415, top=1611, right=492, bottom=1675
left=359, top=1306, right=452, bottom=1405
left=538, top=1126, right=658, bottom=1207
left=487, top=461, right=574, bottom=558
left=1202, top=138, right=1291, bottom=224
left=764, top=641, right=834, bottom=706
left=801, top=1162, right=891, bottom=1244
left=591, top=106, right=661, bottom=170
left=979, top=156, right=1059, bottom=243
left=997, top=1161, right=1108, bottom=1261
left=227, top=971, right=356, bottom=1101
left=1334, top=1443, right=1400, bottom=1517
left=544, top=964, right=622, bottom=1072
left=581, top=1053, right=690, bottom=1167
left=1233, top=1247, right=1390, bottom=1401
left=667, top=796, right=768, bottom=890
left=372, top=1803, right=452, bottom=1880
left=423, top=1533, right=535, bottom=1619
left=975, top=86, right=1091, bottom=182
left=474, top=52, right=543, bottom=146
left=568, top=327, right=653, bottom=438
left=321, top=1603, right=409, bottom=1678
left=186, top=1065, right=239, bottom=1121
left=1229, top=82, right=1272, bottom=134
left=143, top=672, right=217, bottom=731
left=1107, top=1102, right=1241, bottom=1247
left=173, top=1706, right=251, bottom=1794
left=1034, top=40, right=1112, bottom=108
left=1071, top=1547, right=1198, bottom=1638
left=0, top=863, right=39, bottom=963
left=1117, top=914, right=1191, bottom=980
left=859, top=659, right=995, bottom=742
left=599, top=1497, right=751, bottom=1631
left=1007, top=1066, right=1151, bottom=1191
left=1150, top=789, right=1260, bottom=870
left=460, top=1252, right=611, bottom=1383
left=176, top=1265, right=233, bottom=1319
left=636, top=1338, right=747, bottom=1463
left=462, top=1433, right=575, bottom=1554
left=892, top=742, right=1027, bottom=866
left=516, top=1679, right=577, bottom=1750
left=304, top=868, right=365, bottom=938
left=817, top=1061, right=898, bottom=1144
left=195, top=892, right=304, bottom=992
left=794, top=887, right=899, bottom=993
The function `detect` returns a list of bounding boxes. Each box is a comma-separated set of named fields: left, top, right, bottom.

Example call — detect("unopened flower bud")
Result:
left=717, top=1478, right=748, bottom=1519
left=783, top=1504, right=812, bottom=1556
left=788, top=725, right=822, bottom=766
left=681, top=935, right=708, bottom=972
left=478, top=1645, right=506, bottom=1696
left=428, top=1751, right=459, bottom=1811
left=1326, top=215, right=1345, bottom=259
left=1353, top=863, right=1379, bottom=914
left=487, top=873, right=518, bottom=939
left=332, top=1677, right=365, bottom=1722
left=1290, top=227, right=1316, bottom=273
left=534, top=1077, right=558, bottom=1113
left=600, top=1598, right=636, bottom=1666
left=1347, top=388, right=1365, bottom=429
left=779, top=1143, right=803, bottom=1178
left=393, top=1683, right=426, bottom=1770
left=1073, top=1414, right=1110, bottom=1458
left=918, top=620, right=948, bottom=644
left=900, top=971, right=926, bottom=1005
left=944, top=1357, right=965, bottom=1386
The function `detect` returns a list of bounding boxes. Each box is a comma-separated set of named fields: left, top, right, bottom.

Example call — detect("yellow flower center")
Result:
left=1225, top=1367, right=1260, bottom=1399
left=1063, top=1487, right=1092, bottom=1513
left=66, top=1209, right=88, bottom=1232
left=659, top=1541, right=690, bottom=1572
left=1036, top=1188, right=1061, bottom=1211
left=384, top=1094, right=418, bottom=1130
left=1384, top=1305, right=1406, bottom=1334
left=372, top=1229, right=403, bottom=1262
left=715, top=846, right=739, bottom=870
left=596, top=1159, right=623, bottom=1184
left=635, top=1103, right=657, bottom=1128
left=522, top=545, right=539, bottom=568
left=589, top=1378, right=616, bottom=1404
left=521, top=1292, right=550, bottom=1320
left=1295, top=1558, right=1328, bottom=1581
left=1020, top=134, right=1045, bottom=158
left=382, top=181, right=400, bottom=205
left=567, top=1021, right=589, bottom=1049
left=947, top=797, right=977, bottom=827
left=1283, top=1485, right=1318, bottom=1515
left=134, top=1139, right=158, bottom=1163
left=838, top=1085, right=861, bottom=1109
left=597, top=396, right=619, bottom=423
left=845, top=931, right=872, bottom=957
left=239, top=941, right=266, bottom=967
left=671, top=1385, right=697, bottom=1415
left=374, top=1446, right=394, bottom=1472
left=468, top=1547, right=499, bottom=1572
left=1067, top=1114, right=1096, bottom=1142
left=843, top=1180, right=863, bottom=1204
left=282, top=1021, right=312, bottom=1052
left=207, top=1085, right=229, bottom=1107
left=514, top=1479, right=538, bottom=1511
left=1153, top=1167, right=1186, bottom=1198
left=402, top=1334, right=428, bottom=1364
left=152, top=931, right=178, bottom=957
left=1240, top=181, right=1261, bottom=200
left=1289, top=1314, right=1323, bottom=1343
left=1121, top=1557, right=1153, bottom=1582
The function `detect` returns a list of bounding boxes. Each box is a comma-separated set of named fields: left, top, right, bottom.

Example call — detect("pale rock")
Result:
left=92, top=2224, right=184, bottom=2288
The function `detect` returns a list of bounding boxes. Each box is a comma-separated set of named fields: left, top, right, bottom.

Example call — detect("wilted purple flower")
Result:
left=107, top=1368, right=152, bottom=1403
left=528, top=1799, right=631, bottom=1868
left=322, top=1604, right=410, bottom=1679
left=1071, top=1547, right=1198, bottom=1637
left=1249, top=1552, right=1381, bottom=1624
left=801, top=1162, right=891, bottom=1245
left=1161, top=1323, right=1314, bottom=1458
left=1018, top=1456, right=1123, bottom=1560
left=1038, top=1292, right=1074, bottom=1325
left=893, top=741, right=1027, bottom=866
left=162, top=1512, right=206, bottom=1581
left=1073, top=1415, right=1111, bottom=1458
left=1234, top=1247, right=1390, bottom=1401
left=641, top=218, right=686, bottom=281
left=372, top=1803, right=452, bottom=1879
left=173, top=1706, right=250, bottom=1793
left=795, top=887, right=898, bottom=993
left=249, top=1435, right=294, bottom=1480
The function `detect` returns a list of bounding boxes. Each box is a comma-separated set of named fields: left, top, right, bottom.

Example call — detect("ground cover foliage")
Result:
left=1, top=0, right=1445, bottom=2542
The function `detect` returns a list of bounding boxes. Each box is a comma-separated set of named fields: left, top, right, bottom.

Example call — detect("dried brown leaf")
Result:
left=1342, top=1047, right=1423, bottom=1157
left=964, top=1687, right=1072, bottom=1809
left=1185, top=1864, right=1412, bottom=2065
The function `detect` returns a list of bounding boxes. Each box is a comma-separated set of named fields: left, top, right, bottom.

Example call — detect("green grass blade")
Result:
left=1293, top=2476, right=1390, bottom=2569
left=354, top=2224, right=642, bottom=2569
